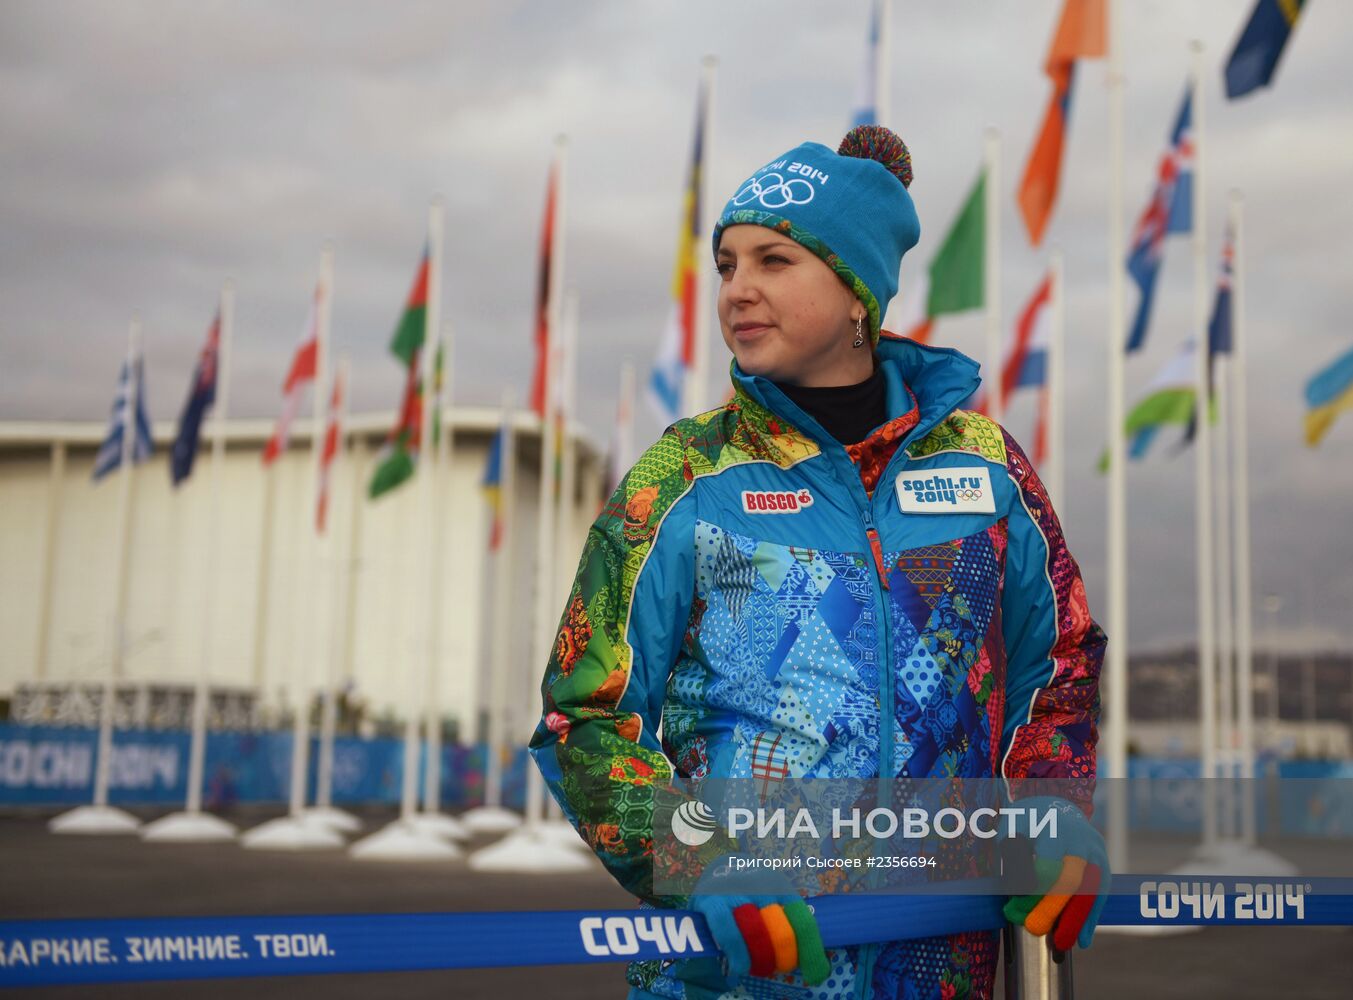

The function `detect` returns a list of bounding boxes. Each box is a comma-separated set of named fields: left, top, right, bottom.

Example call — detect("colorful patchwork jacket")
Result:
left=529, top=335, right=1106, bottom=1000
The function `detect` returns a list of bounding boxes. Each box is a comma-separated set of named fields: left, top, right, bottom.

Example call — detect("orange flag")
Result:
left=1018, top=0, right=1106, bottom=246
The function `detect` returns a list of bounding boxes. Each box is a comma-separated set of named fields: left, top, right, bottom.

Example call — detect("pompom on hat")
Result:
left=712, top=125, right=920, bottom=345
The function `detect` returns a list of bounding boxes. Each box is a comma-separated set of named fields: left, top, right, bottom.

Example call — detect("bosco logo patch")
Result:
left=741, top=489, right=814, bottom=514
left=895, top=467, right=996, bottom=514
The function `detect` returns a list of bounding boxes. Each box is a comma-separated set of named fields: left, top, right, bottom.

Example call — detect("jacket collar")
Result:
left=731, top=334, right=982, bottom=449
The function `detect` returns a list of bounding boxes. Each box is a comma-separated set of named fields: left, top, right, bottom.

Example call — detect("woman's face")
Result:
left=715, top=224, right=870, bottom=387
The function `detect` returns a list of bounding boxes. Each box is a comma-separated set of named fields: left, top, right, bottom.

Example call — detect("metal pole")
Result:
left=1230, top=191, right=1258, bottom=844
left=1187, top=40, right=1218, bottom=850
left=984, top=127, right=1003, bottom=426
left=1104, top=0, right=1130, bottom=875
left=186, top=282, right=233, bottom=816
left=1003, top=925, right=1075, bottom=999
left=35, top=440, right=66, bottom=682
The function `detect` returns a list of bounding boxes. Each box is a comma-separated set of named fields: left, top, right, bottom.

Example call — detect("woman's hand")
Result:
left=1000, top=797, right=1111, bottom=950
left=688, top=856, right=831, bottom=986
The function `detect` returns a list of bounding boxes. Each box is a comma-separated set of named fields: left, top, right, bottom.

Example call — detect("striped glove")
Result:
left=688, top=856, right=831, bottom=986
left=1001, top=797, right=1110, bottom=950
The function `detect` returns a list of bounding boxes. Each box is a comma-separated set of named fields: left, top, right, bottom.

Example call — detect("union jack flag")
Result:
left=1125, top=90, right=1193, bottom=353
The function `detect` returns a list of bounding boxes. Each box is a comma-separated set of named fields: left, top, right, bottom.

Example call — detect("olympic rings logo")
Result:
left=731, top=172, right=816, bottom=209
left=956, top=489, right=983, bottom=502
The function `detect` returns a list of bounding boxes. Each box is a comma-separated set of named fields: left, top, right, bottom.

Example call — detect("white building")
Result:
left=0, top=412, right=605, bottom=739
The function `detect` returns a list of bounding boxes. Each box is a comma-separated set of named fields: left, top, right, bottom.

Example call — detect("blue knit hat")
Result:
left=712, top=126, right=920, bottom=344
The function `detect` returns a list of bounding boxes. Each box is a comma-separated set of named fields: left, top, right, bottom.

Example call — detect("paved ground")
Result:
left=2, top=809, right=1350, bottom=998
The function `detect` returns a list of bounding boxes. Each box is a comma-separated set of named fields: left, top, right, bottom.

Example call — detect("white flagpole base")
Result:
left=540, top=818, right=588, bottom=851
left=467, top=824, right=595, bottom=873
left=140, top=811, right=237, bottom=842
left=407, top=812, right=471, bottom=841
left=1175, top=838, right=1299, bottom=877
left=240, top=816, right=346, bottom=851
left=348, top=819, right=463, bottom=861
left=459, top=805, right=523, bottom=834
left=300, top=806, right=364, bottom=834
left=49, top=805, right=142, bottom=835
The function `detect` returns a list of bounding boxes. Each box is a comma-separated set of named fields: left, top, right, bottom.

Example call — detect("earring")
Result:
left=852, top=315, right=865, bottom=349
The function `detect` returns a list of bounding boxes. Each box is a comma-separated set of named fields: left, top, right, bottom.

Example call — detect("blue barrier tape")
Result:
left=2, top=876, right=1350, bottom=988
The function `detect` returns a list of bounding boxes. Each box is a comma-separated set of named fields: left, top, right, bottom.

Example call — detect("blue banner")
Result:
left=0, top=725, right=531, bottom=809
left=2, top=879, right=1351, bottom=988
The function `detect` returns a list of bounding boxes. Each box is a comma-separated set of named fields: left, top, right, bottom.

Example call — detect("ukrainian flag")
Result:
left=1305, top=346, right=1353, bottom=446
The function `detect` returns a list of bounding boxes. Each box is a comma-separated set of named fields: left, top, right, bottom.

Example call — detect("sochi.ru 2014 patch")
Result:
left=741, top=489, right=814, bottom=514
left=894, top=467, right=995, bottom=514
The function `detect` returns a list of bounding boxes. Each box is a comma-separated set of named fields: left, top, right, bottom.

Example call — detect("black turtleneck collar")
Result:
left=774, top=365, right=886, bottom=446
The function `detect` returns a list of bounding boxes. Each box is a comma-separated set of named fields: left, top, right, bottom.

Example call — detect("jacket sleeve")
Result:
left=997, top=431, right=1106, bottom=813
left=528, top=429, right=733, bottom=906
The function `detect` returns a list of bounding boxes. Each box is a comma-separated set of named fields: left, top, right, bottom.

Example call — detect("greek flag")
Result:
left=93, top=356, right=154, bottom=482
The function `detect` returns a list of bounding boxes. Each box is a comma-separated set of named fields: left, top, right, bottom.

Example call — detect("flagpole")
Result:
left=417, top=325, right=468, bottom=842
left=471, top=166, right=590, bottom=872
left=616, top=360, right=637, bottom=489
left=35, top=440, right=66, bottom=683
left=546, top=292, right=580, bottom=826
left=1187, top=40, right=1219, bottom=852
left=876, top=0, right=892, bottom=128
left=296, top=247, right=332, bottom=817
left=251, top=463, right=277, bottom=695
left=352, top=205, right=457, bottom=859
left=1230, top=190, right=1258, bottom=846
left=529, top=137, right=566, bottom=833
left=1048, top=248, right=1066, bottom=507
left=1104, top=0, right=1130, bottom=875
left=52, top=321, right=144, bottom=834
left=406, top=208, right=440, bottom=826
left=144, top=284, right=239, bottom=841
left=242, top=251, right=345, bottom=851
left=685, top=57, right=717, bottom=419
left=101, top=322, right=140, bottom=809
left=463, top=390, right=522, bottom=834
left=313, top=355, right=351, bottom=823
left=1214, top=262, right=1237, bottom=841
left=983, top=127, right=1003, bottom=426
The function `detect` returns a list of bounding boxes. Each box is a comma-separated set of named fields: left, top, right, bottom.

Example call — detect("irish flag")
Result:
left=369, top=249, right=429, bottom=499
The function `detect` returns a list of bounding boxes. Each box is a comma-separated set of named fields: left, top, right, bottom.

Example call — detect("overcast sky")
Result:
left=2, top=0, right=1351, bottom=654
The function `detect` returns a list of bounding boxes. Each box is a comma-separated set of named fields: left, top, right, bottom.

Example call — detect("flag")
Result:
left=1208, top=225, right=1235, bottom=360
left=93, top=356, right=154, bottom=482
left=482, top=424, right=506, bottom=552
left=1099, top=340, right=1199, bottom=470
left=316, top=367, right=344, bottom=533
left=926, top=168, right=986, bottom=318
left=1001, top=273, right=1053, bottom=407
left=169, top=312, right=219, bottom=486
left=893, top=270, right=934, bottom=343
left=1304, top=346, right=1353, bottom=447
left=370, top=249, right=430, bottom=499
left=1225, top=0, right=1307, bottom=99
left=850, top=0, right=882, bottom=128
left=648, top=79, right=707, bottom=426
left=530, top=162, right=559, bottom=418
left=1018, top=0, right=1107, bottom=245
left=1125, top=90, right=1193, bottom=353
left=1003, top=273, right=1054, bottom=465
left=1182, top=225, right=1238, bottom=444
left=262, top=286, right=320, bottom=466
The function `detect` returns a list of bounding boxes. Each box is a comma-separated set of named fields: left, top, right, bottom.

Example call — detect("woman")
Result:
left=530, top=126, right=1108, bottom=999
